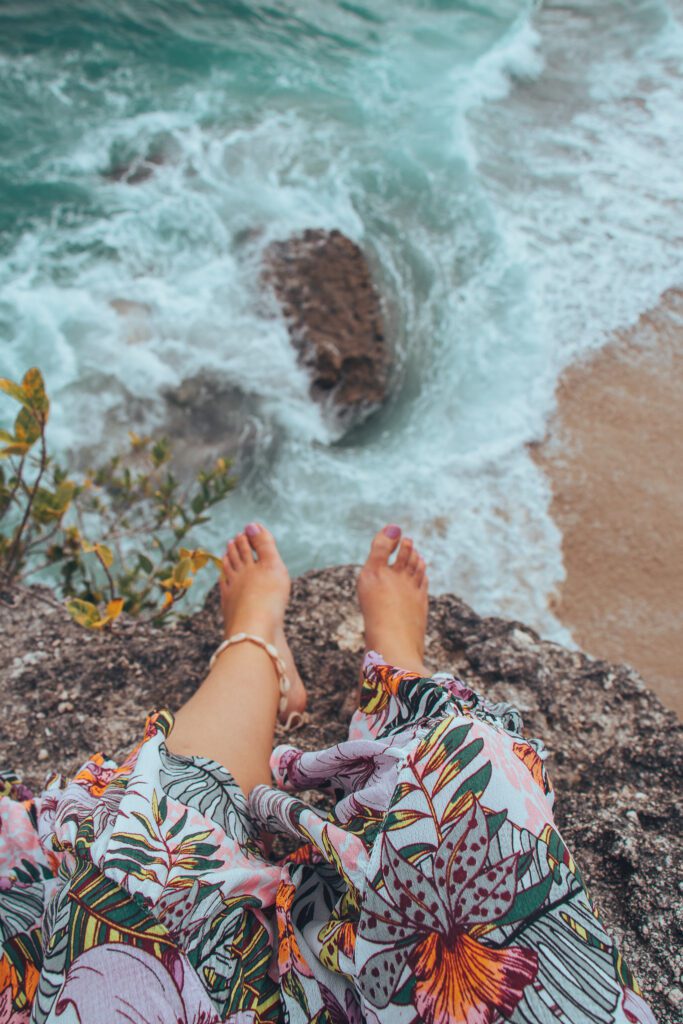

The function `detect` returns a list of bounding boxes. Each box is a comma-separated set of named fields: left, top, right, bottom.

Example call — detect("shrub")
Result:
left=0, top=368, right=234, bottom=628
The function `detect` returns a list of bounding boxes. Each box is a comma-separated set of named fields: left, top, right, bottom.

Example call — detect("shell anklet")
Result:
left=209, top=632, right=304, bottom=730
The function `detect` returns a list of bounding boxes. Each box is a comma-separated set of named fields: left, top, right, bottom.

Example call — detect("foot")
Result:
left=357, top=525, right=429, bottom=675
left=220, top=523, right=307, bottom=724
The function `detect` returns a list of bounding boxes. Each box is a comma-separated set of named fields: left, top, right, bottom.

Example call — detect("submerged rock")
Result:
left=159, top=372, right=271, bottom=481
left=263, top=229, right=392, bottom=428
left=0, top=568, right=681, bottom=1021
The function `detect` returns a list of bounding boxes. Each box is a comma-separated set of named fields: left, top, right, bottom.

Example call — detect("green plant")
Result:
left=0, top=367, right=234, bottom=628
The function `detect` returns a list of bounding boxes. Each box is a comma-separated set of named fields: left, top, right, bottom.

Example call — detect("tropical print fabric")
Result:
left=0, top=651, right=656, bottom=1023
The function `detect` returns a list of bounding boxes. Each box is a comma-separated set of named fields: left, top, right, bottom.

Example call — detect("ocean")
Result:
left=1, top=0, right=682, bottom=638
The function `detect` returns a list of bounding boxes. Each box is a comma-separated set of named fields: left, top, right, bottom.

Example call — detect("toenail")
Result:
left=245, top=523, right=261, bottom=536
left=383, top=524, right=401, bottom=538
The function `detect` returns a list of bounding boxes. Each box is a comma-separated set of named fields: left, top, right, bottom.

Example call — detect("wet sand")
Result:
left=535, top=289, right=683, bottom=718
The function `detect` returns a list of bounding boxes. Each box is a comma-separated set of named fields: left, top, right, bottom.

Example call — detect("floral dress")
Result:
left=0, top=651, right=655, bottom=1024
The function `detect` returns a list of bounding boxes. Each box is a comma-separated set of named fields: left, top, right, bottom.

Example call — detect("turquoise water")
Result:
left=1, top=0, right=682, bottom=635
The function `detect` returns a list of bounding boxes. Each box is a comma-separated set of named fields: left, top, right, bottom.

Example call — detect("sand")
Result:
left=534, top=288, right=683, bottom=719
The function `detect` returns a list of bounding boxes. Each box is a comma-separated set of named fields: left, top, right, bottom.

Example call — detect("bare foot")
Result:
left=357, top=524, right=429, bottom=675
left=220, top=523, right=307, bottom=724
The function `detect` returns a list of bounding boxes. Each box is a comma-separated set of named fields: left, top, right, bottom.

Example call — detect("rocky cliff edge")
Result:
left=1, top=568, right=681, bottom=1021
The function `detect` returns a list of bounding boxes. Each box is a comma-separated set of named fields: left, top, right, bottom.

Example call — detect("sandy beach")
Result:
left=535, top=289, right=683, bottom=719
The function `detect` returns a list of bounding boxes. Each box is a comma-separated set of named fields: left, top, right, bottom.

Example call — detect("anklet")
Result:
left=209, top=633, right=303, bottom=730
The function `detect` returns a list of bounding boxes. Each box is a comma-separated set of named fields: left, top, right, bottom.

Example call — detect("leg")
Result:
left=167, top=523, right=306, bottom=795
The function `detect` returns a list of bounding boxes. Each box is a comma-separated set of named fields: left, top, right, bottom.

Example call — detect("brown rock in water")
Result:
left=1, top=569, right=681, bottom=1021
left=263, top=229, right=392, bottom=426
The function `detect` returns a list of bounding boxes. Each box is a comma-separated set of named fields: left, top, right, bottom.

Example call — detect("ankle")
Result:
left=225, top=610, right=280, bottom=645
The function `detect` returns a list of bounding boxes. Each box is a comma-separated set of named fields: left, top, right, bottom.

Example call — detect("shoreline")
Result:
left=534, top=288, right=683, bottom=719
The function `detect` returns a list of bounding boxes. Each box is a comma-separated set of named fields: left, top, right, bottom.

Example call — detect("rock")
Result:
left=668, top=986, right=683, bottom=1007
left=159, top=372, right=273, bottom=481
left=1, top=569, right=682, bottom=1022
left=263, top=229, right=392, bottom=428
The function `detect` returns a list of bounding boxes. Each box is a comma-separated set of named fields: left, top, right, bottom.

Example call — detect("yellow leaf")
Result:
left=98, top=544, right=114, bottom=568
left=161, top=591, right=173, bottom=609
left=106, top=598, right=124, bottom=620
left=173, top=557, right=192, bottom=584
left=0, top=377, right=28, bottom=406
left=66, top=598, right=100, bottom=628
left=81, top=539, right=113, bottom=567
left=0, top=442, right=30, bottom=458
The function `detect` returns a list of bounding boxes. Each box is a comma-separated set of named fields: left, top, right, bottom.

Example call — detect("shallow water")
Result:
left=1, top=0, right=681, bottom=636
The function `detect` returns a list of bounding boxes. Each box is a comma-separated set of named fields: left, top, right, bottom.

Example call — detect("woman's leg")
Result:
left=167, top=523, right=306, bottom=795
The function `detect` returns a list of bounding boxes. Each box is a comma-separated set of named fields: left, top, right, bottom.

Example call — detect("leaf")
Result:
left=388, top=781, right=419, bottom=807
left=173, top=556, right=192, bottom=584
left=66, top=597, right=122, bottom=631
left=399, top=841, right=437, bottom=864
left=32, top=487, right=70, bottom=524
left=0, top=429, right=15, bottom=442
left=0, top=442, right=30, bottom=458
left=166, top=810, right=189, bottom=840
left=177, top=829, right=213, bottom=848
left=14, top=405, right=41, bottom=444
left=110, top=831, right=157, bottom=852
left=22, top=368, right=49, bottom=415
left=393, top=973, right=417, bottom=1006
left=383, top=808, right=430, bottom=832
left=81, top=539, right=113, bottom=567
left=486, top=809, right=508, bottom=840
left=98, top=543, right=114, bottom=568
left=66, top=598, right=100, bottom=628
left=157, top=745, right=256, bottom=846
left=441, top=762, right=493, bottom=827
left=431, top=738, right=484, bottom=796
left=137, top=553, right=153, bottom=574
left=130, top=811, right=157, bottom=840
left=106, top=598, right=124, bottom=621
left=415, top=719, right=471, bottom=774
left=0, top=377, right=29, bottom=406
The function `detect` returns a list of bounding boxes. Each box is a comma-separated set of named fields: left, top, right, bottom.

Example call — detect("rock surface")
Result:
left=264, top=229, right=392, bottom=427
left=1, top=568, right=681, bottom=1021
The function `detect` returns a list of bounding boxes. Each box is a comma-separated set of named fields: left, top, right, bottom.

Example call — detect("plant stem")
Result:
left=1, top=422, right=47, bottom=584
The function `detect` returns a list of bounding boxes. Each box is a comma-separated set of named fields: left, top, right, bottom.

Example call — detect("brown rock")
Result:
left=263, top=229, right=392, bottom=427
left=1, top=570, right=681, bottom=1021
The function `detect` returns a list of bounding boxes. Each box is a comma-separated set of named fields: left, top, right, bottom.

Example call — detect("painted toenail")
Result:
left=383, top=524, right=401, bottom=538
left=245, top=523, right=261, bottom=536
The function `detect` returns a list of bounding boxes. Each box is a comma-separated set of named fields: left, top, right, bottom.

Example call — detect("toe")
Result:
left=235, top=532, right=252, bottom=563
left=245, top=522, right=279, bottom=563
left=367, top=524, right=402, bottom=566
left=407, top=547, right=421, bottom=575
left=221, top=552, right=233, bottom=583
left=415, top=556, right=427, bottom=586
left=394, top=537, right=413, bottom=570
left=226, top=539, right=241, bottom=572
